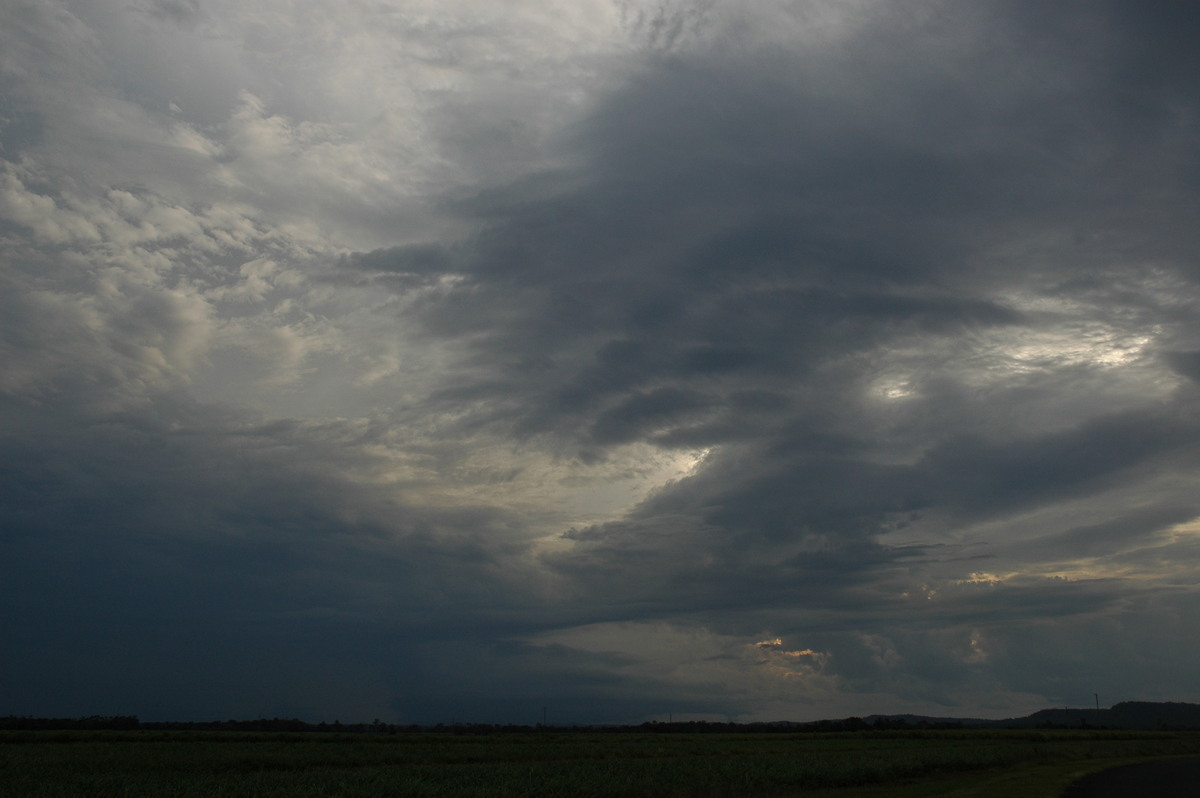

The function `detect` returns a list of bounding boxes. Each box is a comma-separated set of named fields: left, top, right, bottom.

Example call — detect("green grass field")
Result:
left=2, top=729, right=1197, bottom=797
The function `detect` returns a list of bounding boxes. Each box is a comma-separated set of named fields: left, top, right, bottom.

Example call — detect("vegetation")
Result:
left=2, top=728, right=1199, bottom=797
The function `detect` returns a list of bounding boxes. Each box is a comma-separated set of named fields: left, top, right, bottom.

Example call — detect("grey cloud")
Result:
left=362, top=3, right=1194, bottom=457
left=917, top=411, right=1200, bottom=516
left=0, top=391, right=548, bottom=720
left=590, top=386, right=715, bottom=445
left=346, top=244, right=457, bottom=277
left=140, top=0, right=204, bottom=25
left=976, top=590, right=1200, bottom=704
left=1163, top=351, right=1200, bottom=382
left=1033, top=506, right=1200, bottom=561
left=5, top=0, right=1200, bottom=725
left=386, top=636, right=733, bottom=725
left=343, top=1, right=1200, bottom=640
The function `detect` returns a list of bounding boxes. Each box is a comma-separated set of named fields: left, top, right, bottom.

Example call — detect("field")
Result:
left=2, top=729, right=1199, bottom=797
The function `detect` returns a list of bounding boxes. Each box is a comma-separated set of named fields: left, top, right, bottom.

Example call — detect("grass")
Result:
left=817, top=755, right=1194, bottom=798
left=2, top=729, right=1197, bottom=797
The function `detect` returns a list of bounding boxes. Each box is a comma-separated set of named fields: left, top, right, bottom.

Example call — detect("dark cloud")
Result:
left=348, top=1, right=1200, bottom=713
left=0, top=391, right=547, bottom=720
left=344, top=244, right=458, bottom=285
left=1163, top=351, right=1200, bottom=382
left=918, top=410, right=1200, bottom=516
left=1033, top=506, right=1200, bottom=561
left=141, top=0, right=204, bottom=25
left=4, top=1, right=1200, bottom=723
left=352, top=1, right=1196, bottom=464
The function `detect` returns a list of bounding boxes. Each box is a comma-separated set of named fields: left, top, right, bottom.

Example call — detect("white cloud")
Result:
left=0, top=166, right=102, bottom=245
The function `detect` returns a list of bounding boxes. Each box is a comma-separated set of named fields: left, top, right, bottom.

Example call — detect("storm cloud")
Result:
left=2, top=0, right=1199, bottom=724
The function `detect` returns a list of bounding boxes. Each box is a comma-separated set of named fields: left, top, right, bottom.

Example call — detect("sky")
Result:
left=2, top=0, right=1199, bottom=726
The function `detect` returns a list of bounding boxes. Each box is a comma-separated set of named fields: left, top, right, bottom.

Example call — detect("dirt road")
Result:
left=1060, top=757, right=1200, bottom=797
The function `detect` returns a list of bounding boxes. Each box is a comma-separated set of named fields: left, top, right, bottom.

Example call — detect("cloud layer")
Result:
left=3, top=0, right=1199, bottom=724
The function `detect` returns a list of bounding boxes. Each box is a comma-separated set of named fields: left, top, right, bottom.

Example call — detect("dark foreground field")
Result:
left=2, top=729, right=1199, bottom=797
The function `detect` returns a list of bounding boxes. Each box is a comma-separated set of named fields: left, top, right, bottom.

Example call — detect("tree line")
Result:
left=0, top=715, right=966, bottom=733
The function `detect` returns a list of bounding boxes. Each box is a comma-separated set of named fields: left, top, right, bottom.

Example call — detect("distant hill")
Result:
left=1003, top=701, right=1200, bottom=730
left=4, top=701, right=1199, bottom=733
left=866, top=701, right=1200, bottom=731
